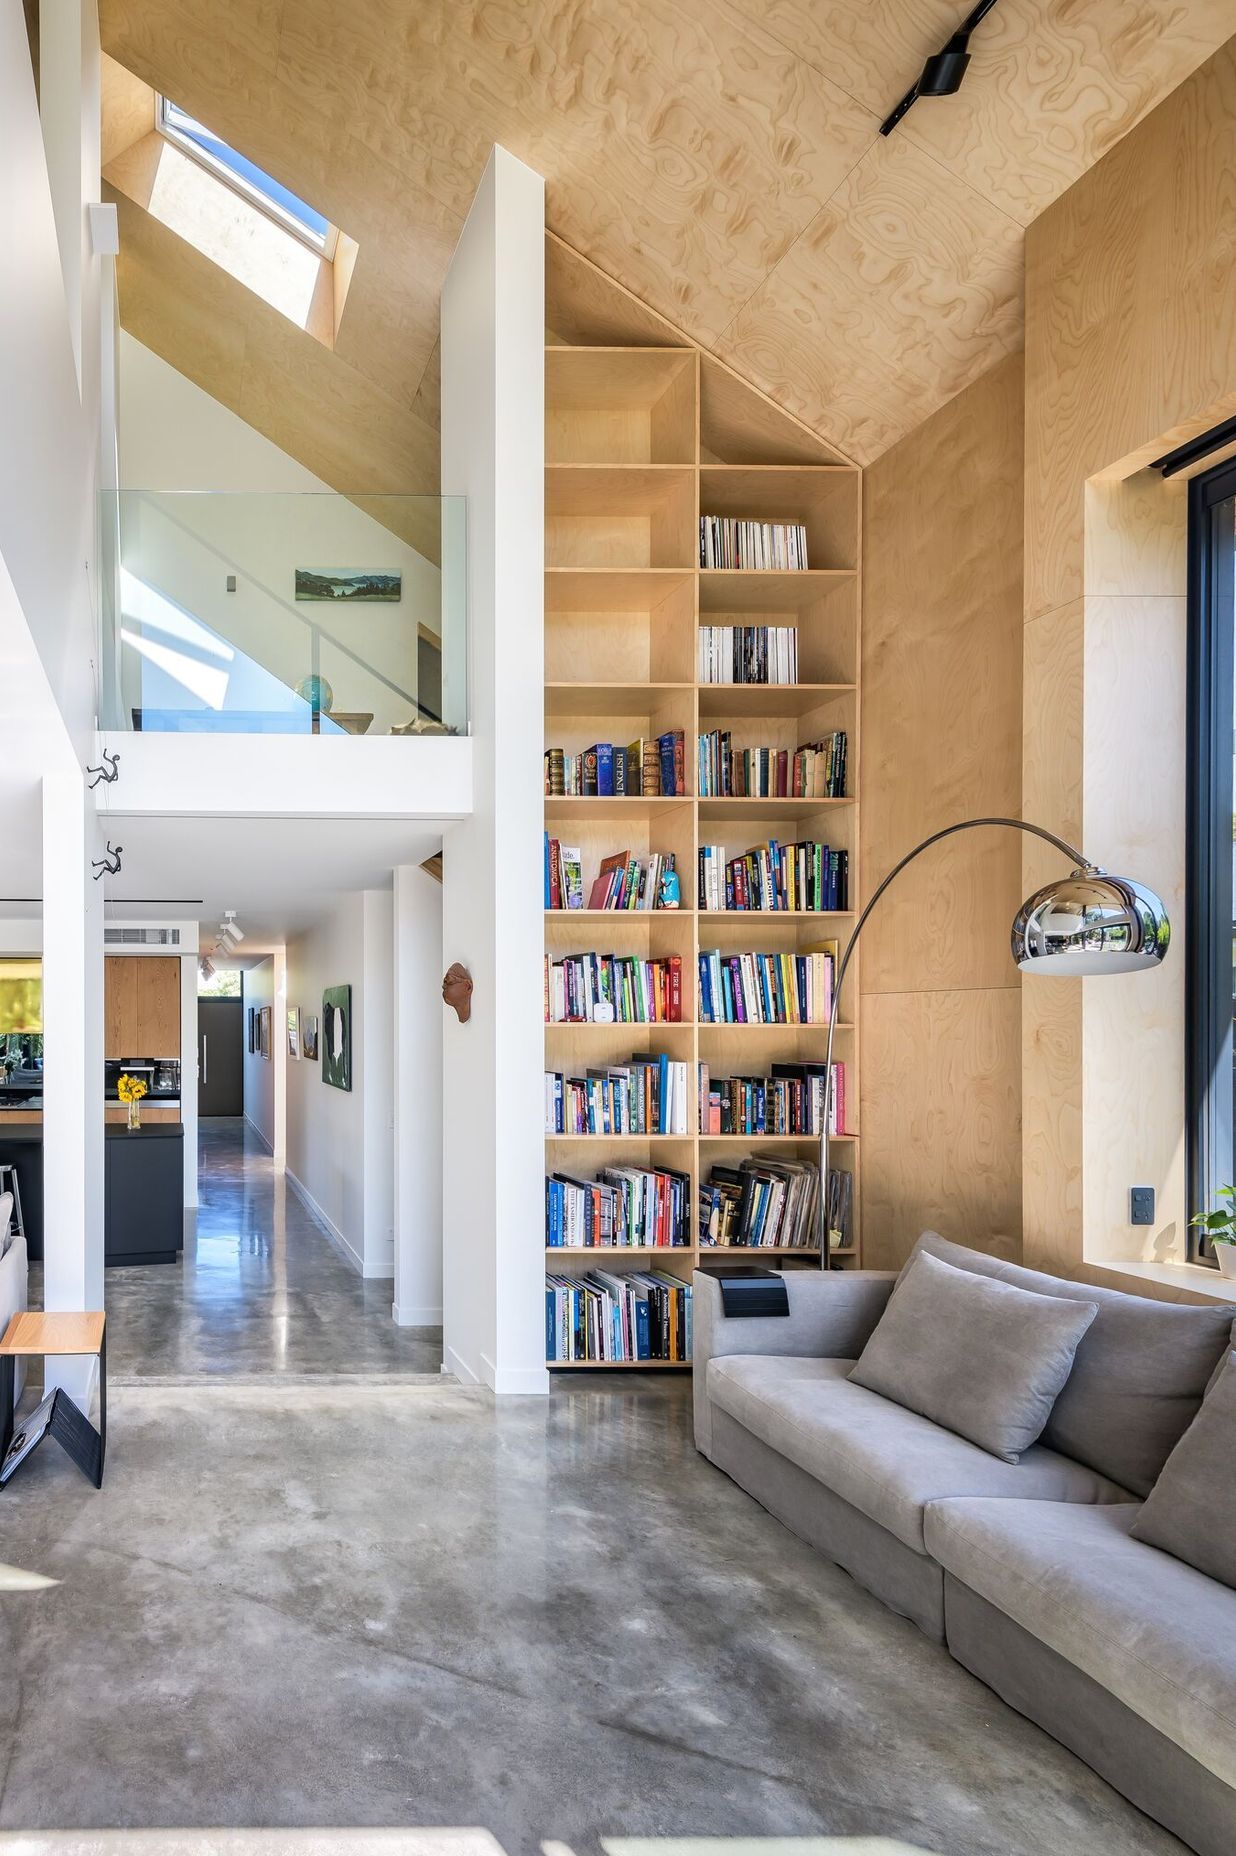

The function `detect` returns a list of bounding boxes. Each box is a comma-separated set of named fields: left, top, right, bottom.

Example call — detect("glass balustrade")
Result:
left=98, top=492, right=467, bottom=737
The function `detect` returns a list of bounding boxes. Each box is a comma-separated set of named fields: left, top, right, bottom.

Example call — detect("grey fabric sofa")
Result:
left=694, top=1236, right=1236, bottom=1856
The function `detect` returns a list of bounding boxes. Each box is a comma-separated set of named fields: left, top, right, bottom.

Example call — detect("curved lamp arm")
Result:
left=819, top=816, right=1093, bottom=1262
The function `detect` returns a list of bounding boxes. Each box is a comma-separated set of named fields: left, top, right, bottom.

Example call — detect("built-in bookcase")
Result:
left=544, top=340, right=861, bottom=1368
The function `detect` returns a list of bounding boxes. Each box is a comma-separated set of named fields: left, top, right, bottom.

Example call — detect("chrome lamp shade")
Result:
left=1012, top=871, right=1170, bottom=977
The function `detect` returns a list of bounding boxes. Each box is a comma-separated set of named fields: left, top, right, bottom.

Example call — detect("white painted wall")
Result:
left=243, top=956, right=277, bottom=1153
left=284, top=892, right=394, bottom=1276
left=115, top=336, right=443, bottom=734
left=0, top=0, right=100, bottom=758
left=440, top=147, right=547, bottom=1394
left=393, top=865, right=443, bottom=1326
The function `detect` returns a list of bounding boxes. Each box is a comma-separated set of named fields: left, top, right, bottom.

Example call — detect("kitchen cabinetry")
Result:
left=104, top=956, right=181, bottom=1058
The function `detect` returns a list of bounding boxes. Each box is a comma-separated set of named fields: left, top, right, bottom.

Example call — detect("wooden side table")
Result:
left=0, top=1312, right=107, bottom=1489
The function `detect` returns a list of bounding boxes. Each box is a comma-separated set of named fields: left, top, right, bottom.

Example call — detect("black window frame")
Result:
left=1186, top=457, right=1236, bottom=1262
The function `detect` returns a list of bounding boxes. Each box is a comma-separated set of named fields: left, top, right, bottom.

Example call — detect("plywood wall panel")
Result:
left=862, top=353, right=1024, bottom=995
left=861, top=987, right=1022, bottom=1269
left=860, top=352, right=1024, bottom=1266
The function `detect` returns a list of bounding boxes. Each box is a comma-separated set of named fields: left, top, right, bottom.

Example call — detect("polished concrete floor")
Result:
left=99, top=1118, right=442, bottom=1381
left=0, top=1372, right=1187, bottom=1856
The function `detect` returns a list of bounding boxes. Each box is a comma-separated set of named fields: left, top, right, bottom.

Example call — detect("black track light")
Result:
left=879, top=0, right=1001, bottom=138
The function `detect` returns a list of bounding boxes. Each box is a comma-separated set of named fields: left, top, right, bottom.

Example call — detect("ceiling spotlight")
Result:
left=200, top=957, right=214, bottom=980
left=219, top=912, right=245, bottom=945
left=879, top=0, right=1000, bottom=137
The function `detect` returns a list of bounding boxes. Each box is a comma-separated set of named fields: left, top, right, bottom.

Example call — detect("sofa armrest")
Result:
left=692, top=1267, right=895, bottom=1458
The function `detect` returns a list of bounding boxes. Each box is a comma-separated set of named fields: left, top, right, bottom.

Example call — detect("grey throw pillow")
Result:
left=1130, top=1351, right=1236, bottom=1588
left=849, top=1249, right=1099, bottom=1463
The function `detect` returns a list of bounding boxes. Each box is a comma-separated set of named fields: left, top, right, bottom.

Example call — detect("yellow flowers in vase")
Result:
left=117, top=1071, right=147, bottom=1131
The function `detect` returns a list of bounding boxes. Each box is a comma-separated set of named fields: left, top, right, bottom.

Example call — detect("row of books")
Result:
left=698, top=731, right=847, bottom=799
left=699, top=1061, right=847, bottom=1137
left=698, top=840, right=849, bottom=913
left=545, top=1056, right=691, bottom=1137
left=700, top=947, right=836, bottom=1025
left=699, top=1157, right=821, bottom=1250
left=699, top=625, right=798, bottom=686
left=544, top=733, right=685, bottom=798
left=698, top=1164, right=854, bottom=1251
left=545, top=953, right=685, bottom=1024
left=544, top=841, right=679, bottom=912
left=546, top=1164, right=692, bottom=1249
left=700, top=516, right=809, bottom=572
left=546, top=1270, right=692, bottom=1363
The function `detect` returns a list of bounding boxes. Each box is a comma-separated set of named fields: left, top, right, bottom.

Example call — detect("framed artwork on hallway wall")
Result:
left=247, top=1008, right=256, bottom=1054
left=322, top=985, right=352, bottom=1092
left=287, top=1006, right=301, bottom=1060
left=259, top=1006, right=271, bottom=1060
left=302, top=1015, right=319, bottom=1060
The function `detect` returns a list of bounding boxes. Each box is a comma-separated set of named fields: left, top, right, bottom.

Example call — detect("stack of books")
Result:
left=698, top=840, right=849, bottom=912
left=697, top=731, right=847, bottom=799
left=700, top=517, right=809, bottom=571
left=699, top=946, right=835, bottom=1024
left=544, top=733, right=685, bottom=797
left=698, top=626, right=798, bottom=685
left=546, top=1164, right=692, bottom=1248
left=545, top=1055, right=691, bottom=1136
left=545, top=952, right=684, bottom=1023
left=698, top=1158, right=822, bottom=1250
left=544, top=843, right=678, bottom=911
left=697, top=1061, right=847, bottom=1136
left=546, top=1269, right=692, bottom=1361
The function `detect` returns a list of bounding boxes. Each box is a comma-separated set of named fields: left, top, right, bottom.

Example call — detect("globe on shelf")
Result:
left=295, top=674, right=334, bottom=714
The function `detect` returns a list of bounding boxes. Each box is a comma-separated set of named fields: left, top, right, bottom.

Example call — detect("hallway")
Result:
left=100, top=1118, right=442, bottom=1380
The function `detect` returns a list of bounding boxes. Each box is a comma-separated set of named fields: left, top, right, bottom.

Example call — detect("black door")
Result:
left=198, top=998, right=244, bottom=1116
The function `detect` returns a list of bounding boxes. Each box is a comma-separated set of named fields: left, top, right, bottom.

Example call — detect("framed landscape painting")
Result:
left=295, top=569, right=401, bottom=603
left=302, top=1014, right=319, bottom=1061
left=259, top=1006, right=271, bottom=1061
left=287, top=1005, right=301, bottom=1060
left=322, top=985, right=352, bottom=1091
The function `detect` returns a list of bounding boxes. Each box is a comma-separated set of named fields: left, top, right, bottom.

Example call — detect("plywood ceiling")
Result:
left=100, top=0, right=1234, bottom=475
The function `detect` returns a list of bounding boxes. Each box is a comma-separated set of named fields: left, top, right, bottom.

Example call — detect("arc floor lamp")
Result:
left=820, top=817, right=1171, bottom=1259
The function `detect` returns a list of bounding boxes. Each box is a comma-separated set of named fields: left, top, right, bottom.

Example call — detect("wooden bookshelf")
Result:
left=544, top=339, right=861, bottom=1369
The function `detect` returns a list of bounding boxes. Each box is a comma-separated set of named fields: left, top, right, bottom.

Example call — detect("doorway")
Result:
left=198, top=996, right=244, bottom=1115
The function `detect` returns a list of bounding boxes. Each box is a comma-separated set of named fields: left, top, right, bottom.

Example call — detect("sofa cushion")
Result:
left=707, top=1355, right=1130, bottom=1553
left=903, top=1231, right=1234, bottom=1495
left=849, top=1249, right=1098, bottom=1463
left=1131, top=1350, right=1236, bottom=1589
left=925, top=1495, right=1236, bottom=1792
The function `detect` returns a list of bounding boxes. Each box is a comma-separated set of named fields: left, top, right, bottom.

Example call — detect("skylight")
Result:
left=157, top=98, right=336, bottom=257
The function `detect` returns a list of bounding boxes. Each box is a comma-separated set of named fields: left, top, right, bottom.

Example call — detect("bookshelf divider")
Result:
left=544, top=340, right=861, bottom=1370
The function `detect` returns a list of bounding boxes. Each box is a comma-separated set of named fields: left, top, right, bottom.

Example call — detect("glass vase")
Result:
left=127, top=1099, right=141, bottom=1132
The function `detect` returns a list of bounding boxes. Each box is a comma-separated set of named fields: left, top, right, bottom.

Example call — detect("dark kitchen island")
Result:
left=0, top=1121, right=184, bottom=1266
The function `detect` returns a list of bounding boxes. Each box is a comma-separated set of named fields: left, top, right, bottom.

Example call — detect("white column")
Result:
left=440, top=146, right=547, bottom=1394
left=41, top=765, right=104, bottom=1404
left=361, top=888, right=395, bottom=1279
left=179, top=949, right=198, bottom=1208
left=393, top=865, right=442, bottom=1326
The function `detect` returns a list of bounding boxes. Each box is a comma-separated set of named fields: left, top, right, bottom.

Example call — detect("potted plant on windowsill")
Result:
left=1190, top=1185, right=1236, bottom=1278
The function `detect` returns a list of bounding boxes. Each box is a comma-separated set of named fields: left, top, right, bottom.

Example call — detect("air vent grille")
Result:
left=103, top=927, right=181, bottom=947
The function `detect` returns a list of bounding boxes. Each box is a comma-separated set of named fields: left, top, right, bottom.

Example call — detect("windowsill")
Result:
left=1092, top=1256, right=1236, bottom=1305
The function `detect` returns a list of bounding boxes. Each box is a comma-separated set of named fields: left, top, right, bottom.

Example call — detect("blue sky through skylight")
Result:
left=161, top=99, right=331, bottom=245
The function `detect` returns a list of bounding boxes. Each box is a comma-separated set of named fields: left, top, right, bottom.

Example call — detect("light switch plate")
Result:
left=1130, top=1185, right=1155, bottom=1226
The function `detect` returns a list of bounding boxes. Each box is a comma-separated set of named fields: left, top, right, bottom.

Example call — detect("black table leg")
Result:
left=0, top=1354, right=13, bottom=1467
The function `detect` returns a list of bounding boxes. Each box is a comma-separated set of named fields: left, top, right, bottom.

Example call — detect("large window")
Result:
left=1186, top=459, right=1236, bottom=1260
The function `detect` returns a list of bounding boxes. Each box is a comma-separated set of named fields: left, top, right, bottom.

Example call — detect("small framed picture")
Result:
left=287, top=1005, right=301, bottom=1060
left=247, top=1008, right=256, bottom=1054
left=302, top=1014, right=319, bottom=1061
left=259, top=1006, right=271, bottom=1061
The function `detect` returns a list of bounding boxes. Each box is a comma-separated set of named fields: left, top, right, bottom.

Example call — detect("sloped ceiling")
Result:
left=100, top=0, right=1234, bottom=476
